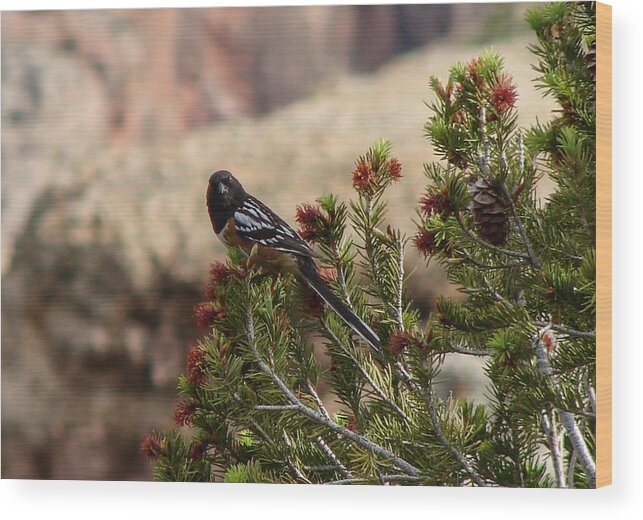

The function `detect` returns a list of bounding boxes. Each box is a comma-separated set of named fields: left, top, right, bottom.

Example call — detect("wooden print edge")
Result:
left=596, top=1, right=612, bottom=488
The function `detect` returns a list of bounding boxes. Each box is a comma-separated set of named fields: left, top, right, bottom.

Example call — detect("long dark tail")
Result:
left=296, top=256, right=380, bottom=350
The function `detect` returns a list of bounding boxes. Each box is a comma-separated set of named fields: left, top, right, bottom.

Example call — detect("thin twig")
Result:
left=391, top=355, right=487, bottom=487
left=478, top=106, right=491, bottom=177
left=281, top=430, right=311, bottom=483
left=307, top=381, right=332, bottom=421
left=586, top=379, right=597, bottom=416
left=500, top=150, right=509, bottom=178
left=569, top=383, right=592, bottom=488
left=360, top=195, right=400, bottom=322
left=395, top=234, right=406, bottom=332
left=320, top=320, right=412, bottom=424
left=533, top=321, right=596, bottom=339
left=541, top=410, right=565, bottom=488
left=461, top=248, right=528, bottom=270
left=305, top=465, right=346, bottom=472
left=473, top=290, right=596, bottom=340
left=517, top=131, right=525, bottom=174
left=567, top=448, right=578, bottom=488
left=482, top=276, right=512, bottom=306
left=245, top=299, right=420, bottom=477
left=548, top=247, right=584, bottom=263
left=456, top=212, right=530, bottom=260
left=362, top=197, right=384, bottom=302
left=232, top=393, right=274, bottom=445
left=500, top=183, right=543, bottom=270
left=533, top=329, right=596, bottom=487
left=316, top=436, right=352, bottom=479
left=422, top=387, right=487, bottom=487
left=380, top=474, right=422, bottom=483
left=394, top=361, right=420, bottom=391
left=557, top=407, right=596, bottom=419
left=387, top=333, right=487, bottom=487
left=233, top=394, right=309, bottom=482
left=324, top=478, right=367, bottom=485
left=481, top=109, right=540, bottom=271
left=439, top=344, right=491, bottom=357
left=324, top=474, right=421, bottom=485
left=330, top=242, right=352, bottom=307
left=255, top=404, right=299, bottom=411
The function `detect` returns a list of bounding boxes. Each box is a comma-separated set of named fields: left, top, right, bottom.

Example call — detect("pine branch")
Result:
left=324, top=478, right=367, bottom=485
left=388, top=357, right=488, bottom=487
left=541, top=410, right=565, bottom=488
left=440, top=343, right=491, bottom=357
left=357, top=194, right=400, bottom=322
left=567, top=375, right=595, bottom=488
left=422, top=388, right=488, bottom=487
left=533, top=329, right=596, bottom=487
left=255, top=404, right=299, bottom=411
left=517, top=131, right=525, bottom=173
left=461, top=248, right=528, bottom=270
left=316, top=436, right=352, bottom=479
left=233, top=393, right=275, bottom=444
left=319, top=319, right=412, bottom=424
left=329, top=241, right=352, bottom=308
left=244, top=298, right=421, bottom=477
left=305, top=465, right=346, bottom=472
left=482, top=278, right=596, bottom=340
left=476, top=105, right=541, bottom=271
left=455, top=212, right=531, bottom=261
left=533, top=321, right=596, bottom=339
left=558, top=412, right=595, bottom=487
left=500, top=182, right=543, bottom=270
left=482, top=276, right=513, bottom=306
left=395, top=234, right=406, bottom=332
left=361, top=197, right=390, bottom=312
left=586, top=380, right=597, bottom=416
left=567, top=449, right=578, bottom=488
left=548, top=248, right=584, bottom=263
left=324, top=474, right=421, bottom=485
left=557, top=407, right=595, bottom=420
left=307, top=381, right=332, bottom=421
left=232, top=393, right=308, bottom=482
left=477, top=106, right=492, bottom=177
left=282, top=430, right=312, bottom=483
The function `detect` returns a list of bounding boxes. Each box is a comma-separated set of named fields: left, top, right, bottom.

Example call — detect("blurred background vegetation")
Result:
left=1, top=2, right=552, bottom=480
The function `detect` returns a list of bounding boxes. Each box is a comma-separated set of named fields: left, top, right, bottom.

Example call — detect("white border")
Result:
left=1, top=0, right=640, bottom=518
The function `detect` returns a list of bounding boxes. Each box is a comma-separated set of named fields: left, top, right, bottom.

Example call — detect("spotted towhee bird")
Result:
left=207, top=170, right=380, bottom=350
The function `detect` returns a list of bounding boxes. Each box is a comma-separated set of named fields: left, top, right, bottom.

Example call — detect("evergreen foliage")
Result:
left=144, top=2, right=597, bottom=488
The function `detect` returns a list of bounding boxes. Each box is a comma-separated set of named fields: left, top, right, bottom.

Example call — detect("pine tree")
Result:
left=143, top=2, right=597, bottom=488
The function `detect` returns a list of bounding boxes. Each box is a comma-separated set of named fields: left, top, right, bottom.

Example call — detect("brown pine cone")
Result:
left=467, top=177, right=509, bottom=246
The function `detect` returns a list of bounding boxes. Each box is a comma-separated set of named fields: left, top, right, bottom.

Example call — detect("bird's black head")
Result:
left=207, top=170, right=247, bottom=212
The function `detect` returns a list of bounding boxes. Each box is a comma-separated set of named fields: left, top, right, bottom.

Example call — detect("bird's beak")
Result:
left=218, top=183, right=229, bottom=195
